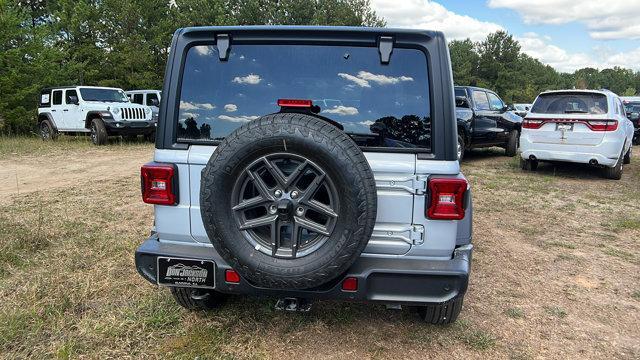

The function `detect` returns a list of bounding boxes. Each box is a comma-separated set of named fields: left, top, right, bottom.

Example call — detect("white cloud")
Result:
left=517, top=33, right=597, bottom=72
left=371, top=0, right=503, bottom=42
left=180, top=101, right=215, bottom=111
left=224, top=104, right=238, bottom=112
left=194, top=45, right=213, bottom=56
left=357, top=71, right=413, bottom=85
left=232, top=74, right=262, bottom=85
left=359, top=120, right=375, bottom=126
left=518, top=32, right=640, bottom=72
left=488, top=0, right=640, bottom=40
left=322, top=106, right=359, bottom=116
left=218, top=115, right=259, bottom=123
left=339, top=71, right=413, bottom=88
left=338, top=73, right=370, bottom=88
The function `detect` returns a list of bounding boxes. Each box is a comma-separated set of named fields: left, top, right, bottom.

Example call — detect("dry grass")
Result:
left=0, top=142, right=639, bottom=359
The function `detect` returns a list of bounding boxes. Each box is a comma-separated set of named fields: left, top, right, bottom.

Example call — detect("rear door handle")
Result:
left=51, top=110, right=56, bottom=112
left=63, top=109, right=69, bottom=112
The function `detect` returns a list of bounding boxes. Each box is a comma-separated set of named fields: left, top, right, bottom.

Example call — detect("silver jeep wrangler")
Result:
left=135, top=26, right=473, bottom=324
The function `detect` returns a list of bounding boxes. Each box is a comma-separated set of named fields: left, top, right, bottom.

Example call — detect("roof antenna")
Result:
left=378, top=36, right=394, bottom=65
left=217, top=34, right=230, bottom=61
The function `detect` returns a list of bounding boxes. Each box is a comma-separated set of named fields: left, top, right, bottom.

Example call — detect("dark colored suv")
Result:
left=455, top=85, right=522, bottom=160
left=135, top=26, right=473, bottom=324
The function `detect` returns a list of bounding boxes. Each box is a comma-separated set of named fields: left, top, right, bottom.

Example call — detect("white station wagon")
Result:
left=520, top=89, right=634, bottom=179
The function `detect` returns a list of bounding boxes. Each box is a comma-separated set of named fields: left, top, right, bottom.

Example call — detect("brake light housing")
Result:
left=522, top=118, right=618, bottom=131
left=141, top=162, right=178, bottom=205
left=427, top=178, right=468, bottom=220
left=277, top=99, right=313, bottom=108
left=522, top=118, right=544, bottom=129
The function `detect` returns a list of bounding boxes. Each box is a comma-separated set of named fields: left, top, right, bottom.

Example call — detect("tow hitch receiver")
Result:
left=275, top=297, right=312, bottom=312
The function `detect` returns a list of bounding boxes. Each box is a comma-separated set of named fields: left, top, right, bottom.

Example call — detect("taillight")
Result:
left=427, top=178, right=468, bottom=220
left=522, top=118, right=544, bottom=129
left=341, top=277, right=358, bottom=292
left=277, top=99, right=313, bottom=108
left=586, top=120, right=618, bottom=131
left=141, top=162, right=178, bottom=205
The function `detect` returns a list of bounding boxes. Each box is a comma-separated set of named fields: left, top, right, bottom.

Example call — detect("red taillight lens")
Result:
left=141, top=162, right=178, bottom=205
left=522, top=118, right=544, bottom=129
left=225, top=269, right=241, bottom=284
left=341, top=277, right=358, bottom=292
left=427, top=178, right=468, bottom=220
left=277, top=99, right=313, bottom=108
left=586, top=120, right=618, bottom=131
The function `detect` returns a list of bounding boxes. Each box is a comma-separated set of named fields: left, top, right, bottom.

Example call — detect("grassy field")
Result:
left=0, top=137, right=639, bottom=359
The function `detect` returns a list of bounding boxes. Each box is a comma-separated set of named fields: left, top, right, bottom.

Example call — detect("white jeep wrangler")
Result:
left=126, top=89, right=162, bottom=121
left=37, top=86, right=156, bottom=145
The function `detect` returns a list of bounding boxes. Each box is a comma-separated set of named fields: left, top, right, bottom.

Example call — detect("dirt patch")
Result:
left=0, top=142, right=639, bottom=359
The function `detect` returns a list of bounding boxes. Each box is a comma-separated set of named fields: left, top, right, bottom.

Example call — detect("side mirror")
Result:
left=502, top=105, right=510, bottom=112
left=69, top=95, right=79, bottom=105
left=150, top=98, right=159, bottom=107
left=506, top=104, right=515, bottom=111
left=455, top=96, right=469, bottom=108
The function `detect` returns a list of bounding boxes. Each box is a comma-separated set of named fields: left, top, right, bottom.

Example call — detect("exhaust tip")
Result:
left=589, top=159, right=598, bottom=166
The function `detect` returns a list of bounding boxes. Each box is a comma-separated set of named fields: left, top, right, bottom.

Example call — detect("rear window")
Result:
left=177, top=44, right=431, bottom=150
left=531, top=92, right=608, bottom=115
left=454, top=88, right=466, bottom=98
left=624, top=101, right=640, bottom=113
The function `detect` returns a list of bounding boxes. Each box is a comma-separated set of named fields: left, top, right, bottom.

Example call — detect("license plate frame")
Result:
left=556, top=123, right=574, bottom=131
left=157, top=257, right=216, bottom=289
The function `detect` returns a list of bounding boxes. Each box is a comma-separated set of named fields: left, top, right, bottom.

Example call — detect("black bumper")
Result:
left=104, top=120, right=156, bottom=135
left=135, top=235, right=472, bottom=305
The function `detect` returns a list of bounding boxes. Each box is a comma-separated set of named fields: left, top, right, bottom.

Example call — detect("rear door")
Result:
left=185, top=147, right=420, bottom=256
left=471, top=90, right=500, bottom=144
left=50, top=90, right=66, bottom=129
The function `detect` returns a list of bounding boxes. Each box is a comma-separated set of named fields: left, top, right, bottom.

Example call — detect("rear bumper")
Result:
left=135, top=235, right=472, bottom=305
left=520, top=133, right=622, bottom=166
left=104, top=120, right=157, bottom=135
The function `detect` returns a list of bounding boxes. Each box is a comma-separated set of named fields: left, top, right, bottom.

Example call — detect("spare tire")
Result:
left=200, top=113, right=377, bottom=289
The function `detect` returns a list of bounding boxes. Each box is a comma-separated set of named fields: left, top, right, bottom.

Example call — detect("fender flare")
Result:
left=38, top=112, right=58, bottom=132
left=85, top=111, right=113, bottom=129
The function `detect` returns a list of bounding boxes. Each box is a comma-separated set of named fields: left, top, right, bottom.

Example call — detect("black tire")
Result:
left=90, top=118, right=108, bottom=145
left=603, top=150, right=624, bottom=180
left=200, top=113, right=377, bottom=290
left=457, top=135, right=465, bottom=161
left=623, top=146, right=631, bottom=165
left=520, top=158, right=538, bottom=171
left=416, top=296, right=464, bottom=325
left=40, top=120, right=58, bottom=141
left=170, top=287, right=226, bottom=311
left=505, top=130, right=519, bottom=157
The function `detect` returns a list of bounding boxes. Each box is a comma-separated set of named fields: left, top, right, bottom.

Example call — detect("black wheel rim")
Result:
left=231, top=153, right=340, bottom=259
left=41, top=123, right=50, bottom=140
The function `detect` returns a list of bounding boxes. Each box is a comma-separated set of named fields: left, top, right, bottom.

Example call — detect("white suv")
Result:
left=126, top=89, right=161, bottom=120
left=37, top=86, right=156, bottom=145
left=520, top=89, right=634, bottom=179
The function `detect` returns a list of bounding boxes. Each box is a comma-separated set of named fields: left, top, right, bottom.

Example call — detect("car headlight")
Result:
left=112, top=107, right=121, bottom=115
left=145, top=107, right=152, bottom=115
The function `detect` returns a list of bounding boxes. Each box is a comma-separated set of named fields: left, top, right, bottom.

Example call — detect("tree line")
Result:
left=1, top=0, right=639, bottom=135
left=450, top=31, right=640, bottom=104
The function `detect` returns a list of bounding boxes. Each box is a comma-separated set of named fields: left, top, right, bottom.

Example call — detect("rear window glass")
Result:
left=177, top=44, right=431, bottom=149
left=531, top=92, right=608, bottom=115
left=624, top=101, right=640, bottom=113
left=454, top=88, right=466, bottom=97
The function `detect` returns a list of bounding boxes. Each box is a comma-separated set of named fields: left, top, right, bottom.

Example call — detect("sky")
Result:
left=369, top=0, right=640, bottom=73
